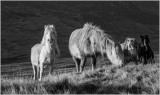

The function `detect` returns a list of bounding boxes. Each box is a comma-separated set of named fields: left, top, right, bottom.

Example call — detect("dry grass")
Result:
left=1, top=59, right=159, bottom=94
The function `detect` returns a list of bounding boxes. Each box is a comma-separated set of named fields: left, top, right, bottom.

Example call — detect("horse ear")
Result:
left=133, top=38, right=135, bottom=40
left=53, top=25, right=55, bottom=29
left=125, top=38, right=129, bottom=42
left=123, top=38, right=128, bottom=48
left=145, top=35, right=149, bottom=38
left=140, top=35, right=143, bottom=38
left=44, top=25, right=46, bottom=28
left=135, top=39, right=137, bottom=42
left=145, top=35, right=150, bottom=42
left=50, top=24, right=53, bottom=28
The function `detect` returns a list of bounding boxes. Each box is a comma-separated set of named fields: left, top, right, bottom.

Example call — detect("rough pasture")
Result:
left=1, top=54, right=159, bottom=94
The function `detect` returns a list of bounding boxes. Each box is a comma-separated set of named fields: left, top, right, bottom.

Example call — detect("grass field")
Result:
left=1, top=54, right=159, bottom=94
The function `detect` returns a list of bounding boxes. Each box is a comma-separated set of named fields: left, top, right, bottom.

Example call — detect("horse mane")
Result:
left=121, top=38, right=128, bottom=50
left=79, top=22, right=116, bottom=56
left=79, top=23, right=104, bottom=50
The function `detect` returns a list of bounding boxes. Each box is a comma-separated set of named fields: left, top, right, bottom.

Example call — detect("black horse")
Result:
left=137, top=35, right=155, bottom=64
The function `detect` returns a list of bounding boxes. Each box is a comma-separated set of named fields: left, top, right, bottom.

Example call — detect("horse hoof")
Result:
left=38, top=79, right=42, bottom=81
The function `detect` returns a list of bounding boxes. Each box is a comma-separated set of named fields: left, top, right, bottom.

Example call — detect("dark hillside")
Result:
left=1, top=1, right=159, bottom=64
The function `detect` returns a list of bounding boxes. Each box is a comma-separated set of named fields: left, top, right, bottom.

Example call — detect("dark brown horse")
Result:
left=137, top=35, right=155, bottom=64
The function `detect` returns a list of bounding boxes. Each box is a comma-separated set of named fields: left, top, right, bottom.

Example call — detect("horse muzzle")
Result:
left=128, top=44, right=134, bottom=50
left=48, top=39, right=54, bottom=44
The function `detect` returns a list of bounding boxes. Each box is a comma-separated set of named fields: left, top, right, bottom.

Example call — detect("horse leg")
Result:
left=49, top=59, right=55, bottom=75
left=140, top=57, right=143, bottom=63
left=153, top=59, right=155, bottom=63
left=39, top=63, right=44, bottom=81
left=144, top=55, right=147, bottom=64
left=91, top=56, right=97, bottom=71
left=49, top=64, right=53, bottom=75
left=73, top=56, right=80, bottom=73
left=151, top=54, right=155, bottom=63
left=151, top=58, right=155, bottom=64
left=79, top=57, right=87, bottom=73
left=138, top=57, right=141, bottom=63
left=152, top=58, right=155, bottom=63
left=137, top=53, right=140, bottom=62
left=138, top=55, right=142, bottom=63
left=147, top=58, right=150, bottom=64
left=133, top=55, right=137, bottom=64
left=149, top=58, right=152, bottom=63
left=32, top=65, right=37, bottom=80
left=37, top=65, right=40, bottom=79
left=141, top=57, right=144, bottom=64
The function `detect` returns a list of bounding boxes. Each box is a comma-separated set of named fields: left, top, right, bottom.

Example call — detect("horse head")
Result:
left=124, top=37, right=137, bottom=51
left=140, top=35, right=149, bottom=51
left=44, top=24, right=57, bottom=45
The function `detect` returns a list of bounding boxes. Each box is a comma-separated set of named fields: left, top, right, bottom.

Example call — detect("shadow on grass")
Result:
left=41, top=78, right=146, bottom=94
left=2, top=77, right=159, bottom=94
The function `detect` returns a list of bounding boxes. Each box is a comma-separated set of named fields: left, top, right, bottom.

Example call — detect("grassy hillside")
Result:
left=1, top=1, right=159, bottom=64
left=1, top=54, right=159, bottom=94
left=1, top=61, right=159, bottom=94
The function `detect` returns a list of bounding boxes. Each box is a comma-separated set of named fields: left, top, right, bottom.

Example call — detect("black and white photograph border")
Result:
left=1, top=0, right=159, bottom=94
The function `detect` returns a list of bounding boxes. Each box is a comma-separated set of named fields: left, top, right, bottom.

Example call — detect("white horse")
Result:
left=31, top=25, right=60, bottom=81
left=69, top=23, right=124, bottom=73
